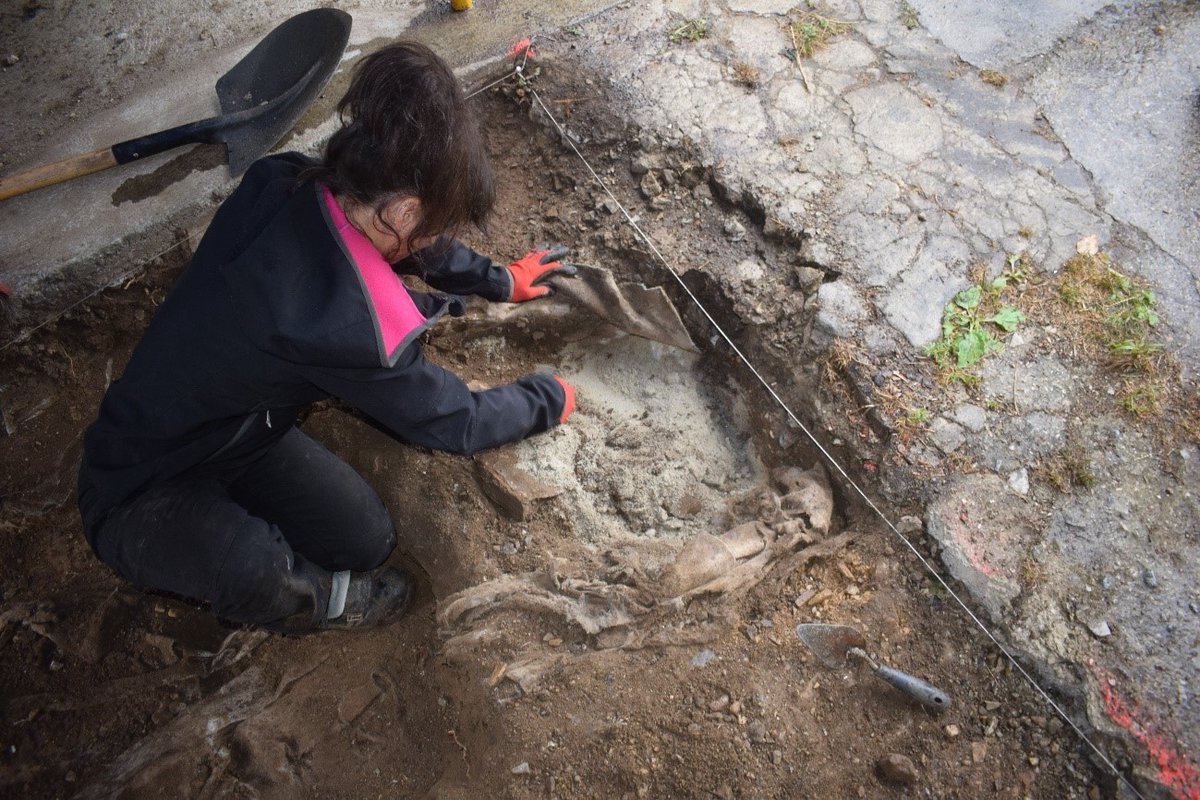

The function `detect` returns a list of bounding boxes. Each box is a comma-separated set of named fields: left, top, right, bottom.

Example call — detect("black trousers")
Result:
left=91, top=428, right=396, bottom=626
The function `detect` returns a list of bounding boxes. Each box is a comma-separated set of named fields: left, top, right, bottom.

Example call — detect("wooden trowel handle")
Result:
left=0, top=147, right=120, bottom=201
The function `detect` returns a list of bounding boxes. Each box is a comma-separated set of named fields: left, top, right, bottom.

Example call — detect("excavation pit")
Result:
left=0, top=63, right=1105, bottom=799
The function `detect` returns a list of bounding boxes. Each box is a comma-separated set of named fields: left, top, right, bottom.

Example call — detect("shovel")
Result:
left=0, top=8, right=351, bottom=201
left=795, top=623, right=952, bottom=713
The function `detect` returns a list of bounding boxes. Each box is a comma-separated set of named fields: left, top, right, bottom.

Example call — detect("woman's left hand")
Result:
left=505, top=244, right=577, bottom=302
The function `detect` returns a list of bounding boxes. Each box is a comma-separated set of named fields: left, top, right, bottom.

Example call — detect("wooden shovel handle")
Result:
left=0, top=148, right=118, bottom=201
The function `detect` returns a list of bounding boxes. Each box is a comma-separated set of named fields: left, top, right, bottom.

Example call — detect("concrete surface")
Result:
left=2, top=0, right=1199, bottom=796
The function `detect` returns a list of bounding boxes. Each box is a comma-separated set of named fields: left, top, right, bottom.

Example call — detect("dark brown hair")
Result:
left=305, top=41, right=494, bottom=254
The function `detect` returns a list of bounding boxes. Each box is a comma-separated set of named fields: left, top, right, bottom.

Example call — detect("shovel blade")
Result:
left=215, top=8, right=351, bottom=174
left=795, top=623, right=867, bottom=669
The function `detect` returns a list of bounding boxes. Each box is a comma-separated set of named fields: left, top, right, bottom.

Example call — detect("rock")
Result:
left=1142, top=569, right=1159, bottom=589
left=952, top=403, right=987, bottom=433
left=511, top=762, right=531, bottom=775
left=971, top=741, right=988, bottom=763
left=708, top=694, right=731, bottom=712
left=944, top=723, right=960, bottom=738
left=929, top=417, right=966, bottom=454
left=640, top=171, right=663, bottom=198
left=691, top=649, right=716, bottom=668
left=732, top=258, right=766, bottom=284
left=2, top=53, right=18, bottom=67
left=876, top=753, right=918, bottom=785
left=474, top=450, right=562, bottom=521
left=723, top=218, right=746, bottom=242
left=1007, top=468, right=1030, bottom=495
left=813, top=281, right=868, bottom=339
left=1087, top=619, right=1112, bottom=638
left=793, top=266, right=824, bottom=293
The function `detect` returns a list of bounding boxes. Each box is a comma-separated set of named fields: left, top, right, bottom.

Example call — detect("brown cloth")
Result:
left=545, top=264, right=698, bottom=353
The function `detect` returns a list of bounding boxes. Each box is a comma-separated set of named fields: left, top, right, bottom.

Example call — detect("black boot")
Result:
left=321, top=566, right=415, bottom=630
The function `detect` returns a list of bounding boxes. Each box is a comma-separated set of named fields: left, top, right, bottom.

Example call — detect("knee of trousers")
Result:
left=212, top=524, right=327, bottom=625
left=349, top=503, right=397, bottom=571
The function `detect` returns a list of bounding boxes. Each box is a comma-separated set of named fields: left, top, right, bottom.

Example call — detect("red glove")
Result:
left=553, top=375, right=575, bottom=424
left=506, top=244, right=576, bottom=302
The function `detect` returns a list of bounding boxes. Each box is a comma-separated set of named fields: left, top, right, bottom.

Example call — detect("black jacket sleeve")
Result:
left=395, top=237, right=513, bottom=302
left=302, top=341, right=565, bottom=456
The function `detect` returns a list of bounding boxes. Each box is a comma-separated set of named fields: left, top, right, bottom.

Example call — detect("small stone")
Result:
left=971, top=741, right=987, bottom=763
left=943, top=724, right=960, bottom=738
left=114, top=31, right=129, bottom=43
left=640, top=171, right=663, bottom=198
left=723, top=218, right=746, bottom=242
left=1, top=53, right=18, bottom=67
left=691, top=649, right=716, bottom=667
left=897, top=515, right=922, bottom=535
left=1087, top=620, right=1111, bottom=638
left=772, top=749, right=783, bottom=765
left=708, top=694, right=731, bottom=712
left=65, top=771, right=76, bottom=782
left=876, top=753, right=918, bottom=785
left=1007, top=468, right=1029, bottom=495
left=728, top=700, right=743, bottom=715
left=1142, top=569, right=1159, bottom=589
left=511, top=762, right=531, bottom=775
left=795, top=266, right=824, bottom=293
left=1028, top=756, right=1040, bottom=767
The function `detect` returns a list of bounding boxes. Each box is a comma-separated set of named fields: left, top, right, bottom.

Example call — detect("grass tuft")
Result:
left=668, top=17, right=708, bottom=45
left=789, top=12, right=851, bottom=58
left=732, top=62, right=761, bottom=88
left=979, top=69, right=1009, bottom=87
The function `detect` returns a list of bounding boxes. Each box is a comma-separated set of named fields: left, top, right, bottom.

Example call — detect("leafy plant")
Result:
left=899, top=2, right=919, bottom=29
left=925, top=263, right=1027, bottom=373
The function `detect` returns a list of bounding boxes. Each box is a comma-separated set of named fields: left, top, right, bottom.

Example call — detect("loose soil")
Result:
left=0, top=65, right=1108, bottom=798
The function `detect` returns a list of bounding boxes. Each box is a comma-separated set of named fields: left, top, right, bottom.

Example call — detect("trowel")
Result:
left=795, top=623, right=951, bottom=713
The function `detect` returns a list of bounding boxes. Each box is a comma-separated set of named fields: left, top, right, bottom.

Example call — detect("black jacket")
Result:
left=78, top=153, right=566, bottom=539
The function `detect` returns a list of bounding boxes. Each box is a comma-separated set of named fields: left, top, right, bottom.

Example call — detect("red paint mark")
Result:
left=1094, top=668, right=1200, bottom=799
left=0, top=283, right=10, bottom=297
left=961, top=542, right=1003, bottom=578
left=508, top=37, right=536, bottom=59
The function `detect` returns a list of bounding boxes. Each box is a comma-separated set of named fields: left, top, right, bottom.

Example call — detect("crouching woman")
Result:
left=77, top=42, right=575, bottom=632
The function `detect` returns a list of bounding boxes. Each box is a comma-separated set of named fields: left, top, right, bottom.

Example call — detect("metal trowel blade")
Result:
left=795, top=623, right=867, bottom=669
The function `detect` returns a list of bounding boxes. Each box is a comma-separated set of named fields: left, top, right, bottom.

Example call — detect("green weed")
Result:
left=789, top=12, right=851, bottom=58
left=899, top=2, right=920, bottom=29
left=925, top=260, right=1028, bottom=376
left=668, top=18, right=708, bottom=45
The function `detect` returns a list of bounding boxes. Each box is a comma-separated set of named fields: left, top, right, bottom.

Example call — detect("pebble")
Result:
left=640, top=171, right=663, bottom=198
left=876, top=753, right=918, bottom=785
left=1, top=53, right=18, bottom=67
left=723, top=218, right=746, bottom=242
left=1142, top=569, right=1159, bottom=589
left=511, top=762, right=531, bottom=775
left=709, top=694, right=731, bottom=712
left=1087, top=620, right=1112, bottom=638
left=772, top=749, right=783, bottom=765
left=944, top=724, right=960, bottom=738
left=691, top=649, right=716, bottom=667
